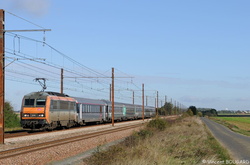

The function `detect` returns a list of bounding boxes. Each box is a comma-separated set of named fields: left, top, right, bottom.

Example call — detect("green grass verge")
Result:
left=211, top=117, right=250, bottom=136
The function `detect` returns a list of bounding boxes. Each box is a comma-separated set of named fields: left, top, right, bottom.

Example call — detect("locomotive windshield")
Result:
left=24, top=98, right=46, bottom=107
left=24, top=99, right=35, bottom=106
left=36, top=99, right=46, bottom=106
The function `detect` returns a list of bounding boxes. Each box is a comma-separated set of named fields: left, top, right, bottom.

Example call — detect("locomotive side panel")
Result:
left=49, top=99, right=60, bottom=126
left=49, top=96, right=77, bottom=127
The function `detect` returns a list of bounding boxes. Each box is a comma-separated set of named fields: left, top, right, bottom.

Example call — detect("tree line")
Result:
left=157, top=102, right=218, bottom=117
left=157, top=102, right=185, bottom=115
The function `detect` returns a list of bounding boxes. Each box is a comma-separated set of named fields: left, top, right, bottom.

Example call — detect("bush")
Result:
left=4, top=101, right=20, bottom=128
left=137, top=129, right=153, bottom=139
left=197, top=112, right=203, bottom=117
left=186, top=109, right=194, bottom=116
left=147, top=117, right=168, bottom=131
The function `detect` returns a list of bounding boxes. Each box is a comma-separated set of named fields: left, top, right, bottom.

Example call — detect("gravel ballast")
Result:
left=0, top=120, right=148, bottom=165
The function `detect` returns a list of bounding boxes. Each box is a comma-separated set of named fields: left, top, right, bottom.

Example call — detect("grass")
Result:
left=211, top=117, right=250, bottom=136
left=4, top=127, right=23, bottom=132
left=84, top=116, right=233, bottom=165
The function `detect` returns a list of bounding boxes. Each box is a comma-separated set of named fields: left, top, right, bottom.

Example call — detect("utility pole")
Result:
left=0, top=10, right=51, bottom=144
left=109, top=84, right=111, bottom=101
left=156, top=91, right=158, bottom=116
left=175, top=100, right=177, bottom=115
left=132, top=91, right=134, bottom=105
left=155, top=98, right=156, bottom=111
left=61, top=68, right=63, bottom=94
left=142, top=83, right=144, bottom=121
left=171, top=98, right=172, bottom=115
left=165, top=95, right=167, bottom=115
left=0, top=9, right=5, bottom=144
left=111, top=67, right=114, bottom=126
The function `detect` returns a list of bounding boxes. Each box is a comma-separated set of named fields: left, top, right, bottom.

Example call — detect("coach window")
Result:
left=83, top=105, right=87, bottom=112
left=86, top=105, right=89, bottom=112
left=76, top=104, right=79, bottom=113
left=93, top=105, right=99, bottom=113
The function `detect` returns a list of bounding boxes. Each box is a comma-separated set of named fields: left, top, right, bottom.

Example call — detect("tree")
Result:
left=4, top=101, right=20, bottom=128
left=201, top=108, right=218, bottom=117
left=158, top=107, right=166, bottom=115
left=164, top=102, right=173, bottom=115
left=188, top=106, right=197, bottom=115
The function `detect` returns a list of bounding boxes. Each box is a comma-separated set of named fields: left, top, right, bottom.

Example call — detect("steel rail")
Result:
left=4, top=132, right=29, bottom=138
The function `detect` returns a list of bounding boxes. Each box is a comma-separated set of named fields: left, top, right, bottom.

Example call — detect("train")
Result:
left=20, top=91, right=156, bottom=130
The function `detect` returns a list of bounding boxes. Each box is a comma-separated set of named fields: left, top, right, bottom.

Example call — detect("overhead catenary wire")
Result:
left=4, top=10, right=188, bottom=108
left=6, top=11, right=46, bottom=29
left=4, top=35, right=170, bottom=107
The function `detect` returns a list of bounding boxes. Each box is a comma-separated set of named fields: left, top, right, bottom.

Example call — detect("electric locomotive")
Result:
left=21, top=91, right=77, bottom=130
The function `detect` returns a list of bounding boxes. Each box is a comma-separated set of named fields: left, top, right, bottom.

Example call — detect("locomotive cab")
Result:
left=20, top=92, right=49, bottom=129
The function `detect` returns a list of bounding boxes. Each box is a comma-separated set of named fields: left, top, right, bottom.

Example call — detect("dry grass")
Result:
left=84, top=117, right=232, bottom=165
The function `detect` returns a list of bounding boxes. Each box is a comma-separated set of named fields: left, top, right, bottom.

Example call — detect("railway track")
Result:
left=4, top=130, right=46, bottom=138
left=0, top=123, right=144, bottom=160
left=4, top=116, right=179, bottom=139
left=4, top=131, right=29, bottom=138
left=4, top=124, right=114, bottom=139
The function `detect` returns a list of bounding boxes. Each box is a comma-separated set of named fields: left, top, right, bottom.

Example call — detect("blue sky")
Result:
left=1, top=0, right=250, bottom=111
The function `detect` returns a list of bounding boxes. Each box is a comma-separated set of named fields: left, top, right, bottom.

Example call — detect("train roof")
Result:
left=73, top=97, right=107, bottom=105
left=23, top=91, right=155, bottom=108
left=24, top=91, right=70, bottom=98
left=102, top=100, right=155, bottom=108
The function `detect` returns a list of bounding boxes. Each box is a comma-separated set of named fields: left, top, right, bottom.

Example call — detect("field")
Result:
left=211, top=117, right=250, bottom=136
left=83, top=116, right=232, bottom=165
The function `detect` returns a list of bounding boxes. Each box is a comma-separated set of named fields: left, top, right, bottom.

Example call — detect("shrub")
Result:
left=4, top=101, right=20, bottom=128
left=147, top=117, right=168, bottom=131
left=197, top=112, right=203, bottom=117
left=137, top=129, right=153, bottom=139
left=186, top=109, right=194, bottom=116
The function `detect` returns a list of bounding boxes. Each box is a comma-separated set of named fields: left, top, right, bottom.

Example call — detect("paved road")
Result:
left=201, top=117, right=250, bottom=161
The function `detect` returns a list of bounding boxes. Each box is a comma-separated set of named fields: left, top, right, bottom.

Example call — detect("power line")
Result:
left=6, top=11, right=46, bottom=29
left=5, top=29, right=162, bottom=107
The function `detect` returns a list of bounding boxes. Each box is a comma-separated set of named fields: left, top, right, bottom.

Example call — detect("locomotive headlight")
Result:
left=38, top=114, right=44, bottom=117
left=23, top=114, right=30, bottom=117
